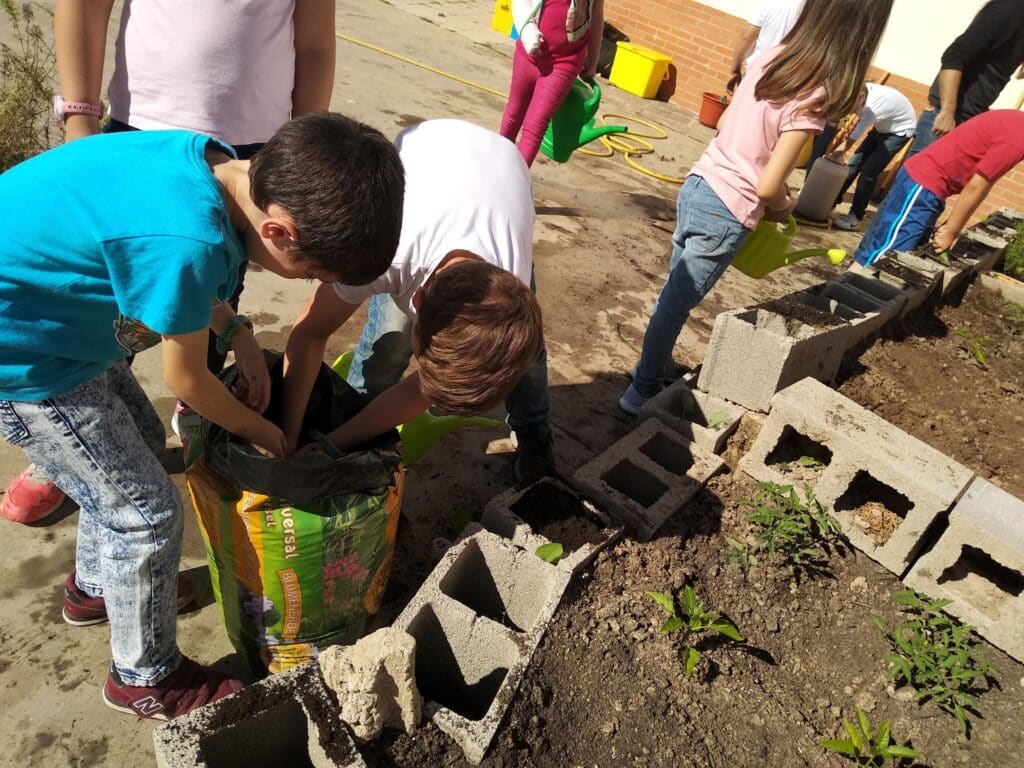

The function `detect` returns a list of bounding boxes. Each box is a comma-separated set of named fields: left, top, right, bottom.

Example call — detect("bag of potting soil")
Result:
left=185, top=353, right=404, bottom=674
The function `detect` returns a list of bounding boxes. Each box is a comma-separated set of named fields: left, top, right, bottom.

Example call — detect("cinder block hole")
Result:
left=765, top=425, right=833, bottom=467
left=835, top=471, right=913, bottom=546
left=639, top=434, right=694, bottom=476
left=601, top=460, right=667, bottom=508
left=406, top=605, right=514, bottom=721
left=440, top=539, right=553, bottom=632
left=661, top=388, right=711, bottom=426
left=199, top=698, right=316, bottom=768
left=511, top=480, right=606, bottom=551
left=938, top=545, right=1024, bottom=597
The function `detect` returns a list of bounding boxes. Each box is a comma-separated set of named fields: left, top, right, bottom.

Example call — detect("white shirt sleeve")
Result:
left=747, top=1, right=771, bottom=26
left=849, top=107, right=877, bottom=142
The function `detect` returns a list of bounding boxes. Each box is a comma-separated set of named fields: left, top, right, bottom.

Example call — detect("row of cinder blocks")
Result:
left=390, top=525, right=572, bottom=764
left=153, top=664, right=365, bottom=768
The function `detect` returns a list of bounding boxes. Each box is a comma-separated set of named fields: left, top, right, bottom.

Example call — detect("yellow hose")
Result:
left=335, top=31, right=683, bottom=184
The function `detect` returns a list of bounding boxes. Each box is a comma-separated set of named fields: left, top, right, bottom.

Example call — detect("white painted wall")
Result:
left=704, top=0, right=1023, bottom=109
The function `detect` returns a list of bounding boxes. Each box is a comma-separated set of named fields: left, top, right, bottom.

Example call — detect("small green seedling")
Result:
left=796, top=454, right=824, bottom=468
left=1003, top=301, right=1024, bottom=327
left=535, top=542, right=563, bottom=564
left=706, top=410, right=730, bottom=429
left=953, top=329, right=992, bottom=367
left=871, top=589, right=998, bottom=736
left=678, top=388, right=698, bottom=419
left=820, top=708, right=919, bottom=766
left=646, top=585, right=743, bottom=676
left=734, top=482, right=842, bottom=570
left=723, top=535, right=759, bottom=570
left=933, top=251, right=951, bottom=265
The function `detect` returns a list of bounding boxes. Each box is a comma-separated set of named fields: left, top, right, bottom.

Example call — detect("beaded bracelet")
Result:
left=216, top=314, right=253, bottom=356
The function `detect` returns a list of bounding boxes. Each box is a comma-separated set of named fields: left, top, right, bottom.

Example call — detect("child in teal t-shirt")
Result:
left=0, top=113, right=404, bottom=720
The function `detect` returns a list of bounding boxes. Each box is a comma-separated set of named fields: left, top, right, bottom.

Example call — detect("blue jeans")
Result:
left=837, top=129, right=912, bottom=219
left=633, top=176, right=750, bottom=399
left=348, top=282, right=551, bottom=432
left=905, top=108, right=939, bottom=161
left=0, top=361, right=182, bottom=685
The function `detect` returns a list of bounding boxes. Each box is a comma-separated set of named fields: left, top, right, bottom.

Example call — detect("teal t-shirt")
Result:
left=0, top=130, right=246, bottom=401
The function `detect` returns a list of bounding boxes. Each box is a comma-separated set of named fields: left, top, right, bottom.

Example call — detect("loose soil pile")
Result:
left=838, top=282, right=1024, bottom=500
left=365, top=422, right=1024, bottom=768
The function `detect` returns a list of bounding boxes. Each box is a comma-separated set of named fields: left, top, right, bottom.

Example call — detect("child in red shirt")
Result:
left=852, top=109, right=1024, bottom=267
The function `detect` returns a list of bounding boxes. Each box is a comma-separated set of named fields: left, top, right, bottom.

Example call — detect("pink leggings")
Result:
left=500, top=40, right=587, bottom=166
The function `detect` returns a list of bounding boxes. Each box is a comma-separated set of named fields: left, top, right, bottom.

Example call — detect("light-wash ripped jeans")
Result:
left=632, top=175, right=750, bottom=399
left=347, top=278, right=551, bottom=434
left=0, top=361, right=182, bottom=685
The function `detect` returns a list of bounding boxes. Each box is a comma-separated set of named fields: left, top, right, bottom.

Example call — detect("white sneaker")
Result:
left=833, top=214, right=862, bottom=231
left=618, top=383, right=650, bottom=416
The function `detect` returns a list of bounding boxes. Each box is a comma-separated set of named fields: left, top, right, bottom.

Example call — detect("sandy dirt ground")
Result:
left=0, top=2, right=886, bottom=766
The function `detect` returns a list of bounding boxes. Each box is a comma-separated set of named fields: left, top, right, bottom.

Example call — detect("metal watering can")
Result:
left=330, top=352, right=503, bottom=465
left=539, top=77, right=628, bottom=163
left=731, top=216, right=846, bottom=279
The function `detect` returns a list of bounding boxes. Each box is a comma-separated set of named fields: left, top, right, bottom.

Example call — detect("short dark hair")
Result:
left=249, top=112, right=404, bottom=284
left=415, top=260, right=544, bottom=415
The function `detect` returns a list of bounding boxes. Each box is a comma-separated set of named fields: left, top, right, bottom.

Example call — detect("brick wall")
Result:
left=605, top=0, right=1024, bottom=222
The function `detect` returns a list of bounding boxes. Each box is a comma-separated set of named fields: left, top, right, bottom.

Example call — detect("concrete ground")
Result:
left=0, top=2, right=866, bottom=765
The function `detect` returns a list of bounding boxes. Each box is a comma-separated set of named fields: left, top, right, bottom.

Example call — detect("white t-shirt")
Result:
left=746, top=0, right=806, bottom=65
left=850, top=83, right=919, bottom=140
left=107, top=0, right=296, bottom=146
left=334, top=120, right=535, bottom=319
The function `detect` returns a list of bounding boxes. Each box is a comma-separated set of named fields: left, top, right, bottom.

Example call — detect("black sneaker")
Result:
left=512, top=424, right=556, bottom=486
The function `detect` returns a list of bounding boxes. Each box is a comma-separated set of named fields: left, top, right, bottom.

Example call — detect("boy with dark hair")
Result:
left=0, top=112, right=404, bottom=719
left=851, top=109, right=1024, bottom=269
left=282, top=119, right=551, bottom=482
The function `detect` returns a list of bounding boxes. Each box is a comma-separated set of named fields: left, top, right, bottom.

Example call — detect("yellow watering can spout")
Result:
left=330, top=352, right=503, bottom=465
left=731, top=216, right=846, bottom=279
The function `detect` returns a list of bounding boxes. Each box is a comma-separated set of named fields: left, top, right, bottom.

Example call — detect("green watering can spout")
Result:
left=731, top=216, right=846, bottom=279
left=330, top=352, right=503, bottom=465
left=539, top=78, right=628, bottom=163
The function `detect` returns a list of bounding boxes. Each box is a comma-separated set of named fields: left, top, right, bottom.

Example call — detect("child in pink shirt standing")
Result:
left=620, top=0, right=894, bottom=414
left=500, top=0, right=604, bottom=166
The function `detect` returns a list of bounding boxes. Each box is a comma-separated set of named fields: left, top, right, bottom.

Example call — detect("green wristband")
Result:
left=216, top=314, right=253, bottom=356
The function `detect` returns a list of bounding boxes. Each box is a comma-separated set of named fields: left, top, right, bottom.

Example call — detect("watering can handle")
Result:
left=780, top=215, right=797, bottom=238
left=580, top=76, right=601, bottom=110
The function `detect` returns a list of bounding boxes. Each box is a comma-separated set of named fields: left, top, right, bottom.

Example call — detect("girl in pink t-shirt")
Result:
left=620, top=0, right=894, bottom=414
left=500, top=0, right=605, bottom=166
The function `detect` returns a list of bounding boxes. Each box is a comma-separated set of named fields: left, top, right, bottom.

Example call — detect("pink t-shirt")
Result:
left=107, top=0, right=296, bottom=146
left=689, top=46, right=825, bottom=229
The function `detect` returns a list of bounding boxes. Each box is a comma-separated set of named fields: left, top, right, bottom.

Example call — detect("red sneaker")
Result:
left=102, top=657, right=244, bottom=721
left=63, top=571, right=197, bottom=627
left=1, top=467, right=66, bottom=525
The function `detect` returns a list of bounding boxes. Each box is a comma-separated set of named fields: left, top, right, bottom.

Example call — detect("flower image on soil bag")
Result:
left=185, top=353, right=404, bottom=674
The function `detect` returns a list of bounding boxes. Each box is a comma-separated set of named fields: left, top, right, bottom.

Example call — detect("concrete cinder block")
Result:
left=952, top=230, right=1005, bottom=274
left=738, top=378, right=974, bottom=576
left=824, top=272, right=907, bottom=319
left=573, top=418, right=725, bottom=541
left=392, top=526, right=571, bottom=764
left=870, top=252, right=944, bottom=316
left=637, top=379, right=743, bottom=454
left=979, top=270, right=1024, bottom=306
left=153, top=664, right=365, bottom=768
left=904, top=478, right=1024, bottom=662
left=697, top=307, right=858, bottom=412
left=481, top=476, right=623, bottom=574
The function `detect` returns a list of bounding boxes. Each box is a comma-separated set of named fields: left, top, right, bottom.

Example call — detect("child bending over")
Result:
left=620, top=0, right=893, bottom=414
left=283, top=120, right=550, bottom=483
left=0, top=113, right=404, bottom=720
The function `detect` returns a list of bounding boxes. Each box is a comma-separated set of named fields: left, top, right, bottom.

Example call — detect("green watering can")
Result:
left=330, top=352, right=503, bottom=465
left=731, top=216, right=846, bottom=279
left=539, top=78, right=628, bottom=163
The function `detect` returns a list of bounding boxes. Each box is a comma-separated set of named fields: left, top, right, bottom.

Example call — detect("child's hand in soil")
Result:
left=246, top=418, right=287, bottom=459
left=230, top=329, right=271, bottom=412
left=931, top=222, right=959, bottom=254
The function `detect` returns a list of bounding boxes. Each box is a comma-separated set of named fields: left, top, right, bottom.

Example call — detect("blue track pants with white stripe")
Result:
left=852, top=167, right=945, bottom=267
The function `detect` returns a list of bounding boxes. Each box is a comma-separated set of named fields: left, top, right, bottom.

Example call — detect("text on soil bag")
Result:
left=279, top=568, right=303, bottom=640
left=281, top=507, right=300, bottom=560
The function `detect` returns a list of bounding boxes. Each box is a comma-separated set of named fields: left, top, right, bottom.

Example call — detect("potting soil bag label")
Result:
left=186, top=461, right=403, bottom=674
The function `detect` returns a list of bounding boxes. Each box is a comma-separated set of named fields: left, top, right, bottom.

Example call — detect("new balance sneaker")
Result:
left=102, top=657, right=244, bottom=721
left=63, top=571, right=197, bottom=627
left=1, top=466, right=67, bottom=525
left=618, top=383, right=651, bottom=416
left=511, top=424, right=556, bottom=486
left=833, top=213, right=862, bottom=231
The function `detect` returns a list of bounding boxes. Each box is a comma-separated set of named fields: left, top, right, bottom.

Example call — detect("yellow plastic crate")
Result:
left=609, top=42, right=671, bottom=99
left=491, top=0, right=514, bottom=36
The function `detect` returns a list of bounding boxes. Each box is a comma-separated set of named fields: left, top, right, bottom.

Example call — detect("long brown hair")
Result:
left=755, top=0, right=893, bottom=122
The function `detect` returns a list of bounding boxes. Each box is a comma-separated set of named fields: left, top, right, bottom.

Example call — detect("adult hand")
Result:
left=931, top=222, right=959, bottom=254
left=932, top=110, right=956, bottom=137
left=230, top=330, right=271, bottom=412
left=248, top=419, right=287, bottom=459
left=726, top=69, right=742, bottom=95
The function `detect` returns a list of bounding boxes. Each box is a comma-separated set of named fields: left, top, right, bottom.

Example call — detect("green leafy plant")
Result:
left=1003, top=301, right=1024, bottom=327
left=819, top=708, right=919, bottom=766
left=933, top=251, right=951, bottom=265
left=535, top=542, right=563, bottom=564
left=646, top=585, right=743, bottom=676
left=796, top=454, right=824, bottom=468
left=953, top=329, right=992, bottom=367
left=1003, top=221, right=1024, bottom=280
left=1, top=1, right=57, bottom=172
left=706, top=410, right=730, bottom=429
left=871, top=589, right=998, bottom=735
left=735, top=482, right=842, bottom=570
left=723, top=535, right=758, bottom=570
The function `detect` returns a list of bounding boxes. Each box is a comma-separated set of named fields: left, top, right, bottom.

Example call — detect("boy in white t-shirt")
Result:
left=281, top=120, right=551, bottom=483
left=726, top=0, right=806, bottom=93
